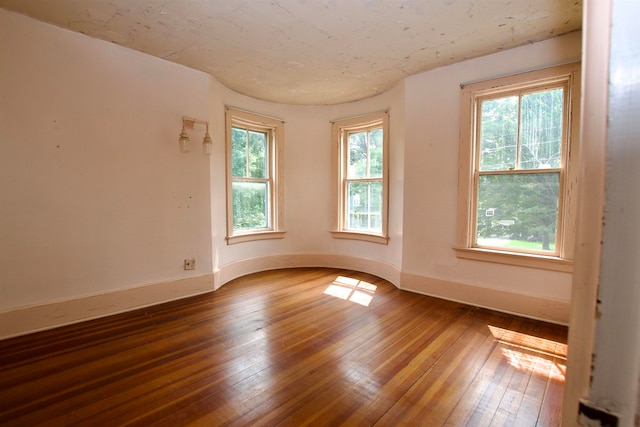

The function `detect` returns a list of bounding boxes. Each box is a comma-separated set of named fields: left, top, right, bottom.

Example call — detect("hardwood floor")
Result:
left=0, top=268, right=567, bottom=426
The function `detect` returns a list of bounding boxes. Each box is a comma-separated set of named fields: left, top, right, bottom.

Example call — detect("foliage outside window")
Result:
left=331, top=112, right=389, bottom=244
left=226, top=107, right=285, bottom=244
left=456, top=63, right=581, bottom=272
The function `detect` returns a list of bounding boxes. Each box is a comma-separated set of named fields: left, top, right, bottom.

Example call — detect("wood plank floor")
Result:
left=0, top=268, right=568, bottom=426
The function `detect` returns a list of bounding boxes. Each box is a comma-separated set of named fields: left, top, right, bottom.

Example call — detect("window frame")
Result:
left=455, top=63, right=581, bottom=272
left=225, top=107, right=285, bottom=244
left=331, top=111, right=390, bottom=244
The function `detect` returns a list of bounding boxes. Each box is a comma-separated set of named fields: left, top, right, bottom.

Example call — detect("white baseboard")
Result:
left=400, top=271, right=570, bottom=325
left=214, top=254, right=569, bottom=324
left=214, top=253, right=402, bottom=289
left=1, top=255, right=569, bottom=340
left=0, top=274, right=214, bottom=340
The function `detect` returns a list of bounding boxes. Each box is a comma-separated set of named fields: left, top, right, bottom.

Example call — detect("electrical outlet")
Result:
left=184, top=258, right=196, bottom=270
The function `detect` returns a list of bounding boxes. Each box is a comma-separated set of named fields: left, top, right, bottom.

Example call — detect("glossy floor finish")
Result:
left=0, top=268, right=568, bottom=426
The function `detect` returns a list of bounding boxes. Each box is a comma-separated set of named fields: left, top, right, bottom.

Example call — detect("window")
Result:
left=225, top=107, right=285, bottom=244
left=456, top=63, right=581, bottom=272
left=331, top=111, right=389, bottom=244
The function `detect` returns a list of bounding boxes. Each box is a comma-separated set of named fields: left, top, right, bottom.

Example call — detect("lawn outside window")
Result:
left=331, top=111, right=389, bottom=244
left=225, top=107, right=285, bottom=244
left=455, top=63, right=581, bottom=272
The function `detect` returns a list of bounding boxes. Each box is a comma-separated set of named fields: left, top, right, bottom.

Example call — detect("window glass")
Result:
left=346, top=181, right=383, bottom=231
left=519, top=88, right=563, bottom=170
left=477, top=172, right=560, bottom=252
left=348, top=131, right=367, bottom=179
left=232, top=181, right=269, bottom=230
left=346, top=128, right=383, bottom=233
left=369, top=128, right=383, bottom=177
left=231, top=126, right=269, bottom=230
left=479, top=96, right=518, bottom=171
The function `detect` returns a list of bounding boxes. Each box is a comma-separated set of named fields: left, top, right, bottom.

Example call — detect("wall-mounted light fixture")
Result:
left=178, top=116, right=212, bottom=155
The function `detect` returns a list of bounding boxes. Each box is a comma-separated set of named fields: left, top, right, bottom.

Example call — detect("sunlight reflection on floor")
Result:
left=324, top=276, right=377, bottom=306
left=488, top=325, right=567, bottom=381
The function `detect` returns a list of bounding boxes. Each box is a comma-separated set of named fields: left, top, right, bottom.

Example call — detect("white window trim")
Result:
left=331, top=111, right=390, bottom=244
left=455, top=62, right=581, bottom=272
left=225, top=107, right=285, bottom=245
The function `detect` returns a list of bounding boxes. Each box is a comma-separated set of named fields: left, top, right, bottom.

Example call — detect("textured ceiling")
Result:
left=0, top=0, right=582, bottom=105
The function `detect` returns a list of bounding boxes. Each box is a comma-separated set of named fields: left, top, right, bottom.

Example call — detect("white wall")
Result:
left=400, top=32, right=581, bottom=322
left=0, top=7, right=582, bottom=338
left=0, top=9, right=213, bottom=317
left=209, top=84, right=406, bottom=286
left=210, top=31, right=581, bottom=323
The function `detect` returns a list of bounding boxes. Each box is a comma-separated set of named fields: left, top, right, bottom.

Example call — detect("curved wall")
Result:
left=208, top=81, right=406, bottom=288
left=0, top=8, right=580, bottom=338
left=210, top=32, right=581, bottom=325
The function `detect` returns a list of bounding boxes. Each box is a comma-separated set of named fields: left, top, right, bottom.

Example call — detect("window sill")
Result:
left=226, top=231, right=286, bottom=245
left=331, top=231, right=389, bottom=245
left=454, top=247, right=573, bottom=273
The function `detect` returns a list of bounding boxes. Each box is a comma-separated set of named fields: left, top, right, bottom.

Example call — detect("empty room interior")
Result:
left=1, top=0, right=639, bottom=426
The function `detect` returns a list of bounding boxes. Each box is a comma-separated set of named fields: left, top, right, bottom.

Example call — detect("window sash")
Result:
left=225, top=107, right=285, bottom=243
left=470, top=82, right=569, bottom=257
left=331, top=111, right=389, bottom=244
left=476, top=86, right=566, bottom=173
left=346, top=128, right=383, bottom=179
left=231, top=127, right=270, bottom=178
left=231, top=179, right=271, bottom=231
left=231, top=125, right=273, bottom=232
left=342, top=125, right=383, bottom=234
left=472, top=169, right=562, bottom=256
left=455, top=62, right=580, bottom=271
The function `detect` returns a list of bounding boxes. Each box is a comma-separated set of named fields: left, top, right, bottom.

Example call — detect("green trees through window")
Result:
left=331, top=111, right=389, bottom=244
left=346, top=128, right=383, bottom=231
left=457, top=62, right=579, bottom=269
left=225, top=107, right=284, bottom=244
left=476, top=87, right=564, bottom=252
left=231, top=127, right=269, bottom=230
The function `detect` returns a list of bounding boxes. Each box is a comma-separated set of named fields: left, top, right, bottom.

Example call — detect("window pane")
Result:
left=248, top=130, right=267, bottom=178
left=232, top=181, right=268, bottom=230
left=479, top=96, right=518, bottom=171
left=369, top=128, right=383, bottom=178
left=476, top=173, right=559, bottom=252
left=347, top=131, right=368, bottom=179
left=231, top=127, right=247, bottom=177
left=519, top=88, right=564, bottom=169
left=346, top=181, right=382, bottom=232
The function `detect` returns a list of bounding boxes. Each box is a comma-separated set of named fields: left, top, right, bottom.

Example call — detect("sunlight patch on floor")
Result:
left=324, top=276, right=377, bottom=306
left=488, top=325, right=567, bottom=381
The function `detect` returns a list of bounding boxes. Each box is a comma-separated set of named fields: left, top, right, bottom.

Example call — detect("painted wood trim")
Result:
left=400, top=271, right=570, bottom=325
left=215, top=253, right=401, bottom=289
left=0, top=274, right=214, bottom=340
left=215, top=254, right=568, bottom=324
left=561, top=2, right=610, bottom=424
left=1, top=253, right=570, bottom=340
left=454, top=247, right=573, bottom=273
left=330, top=230, right=389, bottom=244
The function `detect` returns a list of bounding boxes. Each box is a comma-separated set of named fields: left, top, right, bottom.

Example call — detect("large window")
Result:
left=225, top=107, right=285, bottom=244
left=456, top=63, right=580, bottom=271
left=331, top=112, right=389, bottom=244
